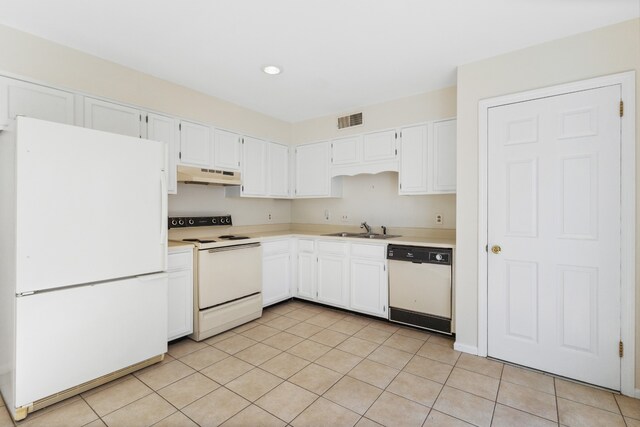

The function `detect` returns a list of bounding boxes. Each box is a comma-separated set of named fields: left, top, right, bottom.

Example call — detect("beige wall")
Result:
left=291, top=87, right=457, bottom=228
left=456, top=19, right=640, bottom=384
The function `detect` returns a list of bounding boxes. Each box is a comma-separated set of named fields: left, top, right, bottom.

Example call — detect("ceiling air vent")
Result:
left=337, top=112, right=363, bottom=129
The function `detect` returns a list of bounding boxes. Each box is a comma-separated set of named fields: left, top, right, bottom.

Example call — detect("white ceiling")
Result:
left=0, top=0, right=637, bottom=122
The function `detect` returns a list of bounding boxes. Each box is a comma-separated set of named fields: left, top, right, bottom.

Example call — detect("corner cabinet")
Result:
left=262, top=239, right=292, bottom=306
left=398, top=118, right=456, bottom=195
left=167, top=247, right=194, bottom=341
left=294, top=142, right=342, bottom=198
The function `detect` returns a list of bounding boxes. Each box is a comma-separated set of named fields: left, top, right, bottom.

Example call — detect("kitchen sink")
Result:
left=323, top=232, right=401, bottom=239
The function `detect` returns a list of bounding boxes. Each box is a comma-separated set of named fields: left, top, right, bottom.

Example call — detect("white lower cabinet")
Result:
left=316, top=241, right=349, bottom=308
left=296, top=240, right=317, bottom=300
left=349, top=243, right=388, bottom=318
left=262, top=239, right=292, bottom=306
left=292, top=238, right=387, bottom=318
left=167, top=247, right=194, bottom=341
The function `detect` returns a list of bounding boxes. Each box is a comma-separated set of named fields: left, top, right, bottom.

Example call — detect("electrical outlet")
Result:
left=341, top=213, right=349, bottom=222
left=268, top=213, right=272, bottom=221
left=435, top=213, right=443, bottom=225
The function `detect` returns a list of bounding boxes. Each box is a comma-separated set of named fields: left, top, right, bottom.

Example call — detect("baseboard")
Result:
left=633, top=388, right=640, bottom=399
left=453, top=342, right=478, bottom=355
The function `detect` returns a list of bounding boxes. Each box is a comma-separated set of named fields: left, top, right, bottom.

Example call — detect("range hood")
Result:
left=176, top=165, right=241, bottom=186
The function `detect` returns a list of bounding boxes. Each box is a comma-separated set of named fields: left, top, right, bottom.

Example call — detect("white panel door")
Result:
left=317, top=255, right=348, bottom=307
left=431, top=119, right=456, bottom=193
left=16, top=118, right=166, bottom=293
left=15, top=273, right=167, bottom=406
left=0, top=77, right=75, bottom=127
left=147, top=113, right=177, bottom=194
left=487, top=85, right=622, bottom=390
left=363, top=130, right=397, bottom=163
left=399, top=125, right=428, bottom=194
left=241, top=136, right=267, bottom=196
left=179, top=121, right=210, bottom=167
left=295, top=142, right=330, bottom=196
left=84, top=97, right=141, bottom=137
left=268, top=142, right=289, bottom=197
left=213, top=129, right=240, bottom=171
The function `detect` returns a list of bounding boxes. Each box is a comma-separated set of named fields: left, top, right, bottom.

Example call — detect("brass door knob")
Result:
left=491, top=245, right=502, bottom=254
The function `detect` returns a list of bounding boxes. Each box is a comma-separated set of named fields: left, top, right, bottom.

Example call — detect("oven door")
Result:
left=198, top=243, right=262, bottom=309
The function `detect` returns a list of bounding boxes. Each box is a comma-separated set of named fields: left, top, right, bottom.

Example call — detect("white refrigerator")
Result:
left=0, top=117, right=168, bottom=421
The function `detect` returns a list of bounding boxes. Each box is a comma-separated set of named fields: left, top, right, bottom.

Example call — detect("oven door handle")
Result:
left=207, top=242, right=260, bottom=253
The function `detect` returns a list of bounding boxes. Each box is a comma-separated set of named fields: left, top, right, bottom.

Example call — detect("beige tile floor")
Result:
left=2, top=300, right=640, bottom=427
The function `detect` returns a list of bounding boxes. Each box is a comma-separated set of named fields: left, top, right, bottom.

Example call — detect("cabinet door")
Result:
left=363, top=130, right=397, bottom=163
left=84, top=97, right=141, bottom=137
left=398, top=124, right=428, bottom=194
left=168, top=268, right=193, bottom=340
left=213, top=129, right=240, bottom=171
left=0, top=77, right=75, bottom=127
left=263, top=253, right=291, bottom=306
left=179, top=121, right=210, bottom=167
left=431, top=119, right=457, bottom=193
left=241, top=136, right=267, bottom=196
left=331, top=136, right=361, bottom=165
left=297, top=252, right=316, bottom=300
left=268, top=142, right=289, bottom=197
left=147, top=113, right=178, bottom=194
left=350, top=258, right=387, bottom=317
left=317, top=255, right=349, bottom=307
left=295, top=142, right=329, bottom=196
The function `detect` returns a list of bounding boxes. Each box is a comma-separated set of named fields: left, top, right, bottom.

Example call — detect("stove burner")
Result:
left=218, top=235, right=250, bottom=240
left=183, top=238, right=217, bottom=243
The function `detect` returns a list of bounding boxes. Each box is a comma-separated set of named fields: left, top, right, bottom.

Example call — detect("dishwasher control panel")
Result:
left=387, top=245, right=452, bottom=265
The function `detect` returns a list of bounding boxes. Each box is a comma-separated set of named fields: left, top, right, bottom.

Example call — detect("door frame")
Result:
left=477, top=71, right=636, bottom=395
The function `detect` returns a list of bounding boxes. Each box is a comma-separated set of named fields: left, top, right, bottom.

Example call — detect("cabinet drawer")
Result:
left=168, top=251, right=192, bottom=271
left=262, top=239, right=290, bottom=256
left=317, top=240, right=348, bottom=255
left=298, top=239, right=315, bottom=253
left=351, top=243, right=386, bottom=260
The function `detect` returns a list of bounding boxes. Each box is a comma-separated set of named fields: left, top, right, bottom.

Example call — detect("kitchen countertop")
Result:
left=168, top=229, right=455, bottom=249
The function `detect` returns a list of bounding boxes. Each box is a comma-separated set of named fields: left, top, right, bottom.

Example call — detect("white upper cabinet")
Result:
left=431, top=119, right=457, bottom=193
left=179, top=120, right=210, bottom=167
left=0, top=77, right=75, bottom=128
left=147, top=113, right=178, bottom=194
left=295, top=141, right=342, bottom=198
left=84, top=97, right=142, bottom=138
left=331, top=135, right=361, bottom=166
left=213, top=129, right=240, bottom=171
left=398, top=124, right=428, bottom=194
left=268, top=142, right=290, bottom=198
left=398, top=119, right=457, bottom=195
left=362, top=129, right=397, bottom=163
left=240, top=136, right=267, bottom=196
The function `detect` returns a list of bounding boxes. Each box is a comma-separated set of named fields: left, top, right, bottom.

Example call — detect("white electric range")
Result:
left=169, top=215, right=262, bottom=341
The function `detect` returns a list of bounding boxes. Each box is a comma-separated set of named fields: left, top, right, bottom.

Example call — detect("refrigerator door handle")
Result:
left=160, top=171, right=167, bottom=244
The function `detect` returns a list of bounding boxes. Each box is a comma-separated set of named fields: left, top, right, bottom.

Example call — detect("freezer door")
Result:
left=15, top=118, right=167, bottom=293
left=14, top=273, right=168, bottom=407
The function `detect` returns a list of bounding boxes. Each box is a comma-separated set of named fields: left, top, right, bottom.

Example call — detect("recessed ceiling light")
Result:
left=263, top=65, right=282, bottom=75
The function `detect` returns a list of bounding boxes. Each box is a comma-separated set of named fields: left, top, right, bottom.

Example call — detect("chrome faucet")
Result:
left=360, top=221, right=372, bottom=234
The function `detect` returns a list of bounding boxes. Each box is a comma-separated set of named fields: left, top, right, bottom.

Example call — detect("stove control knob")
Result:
left=211, top=218, right=217, bottom=224
left=188, top=219, right=195, bottom=225
left=171, top=219, right=178, bottom=226
left=226, top=217, right=231, bottom=224
left=435, top=253, right=443, bottom=262
left=178, top=219, right=185, bottom=226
